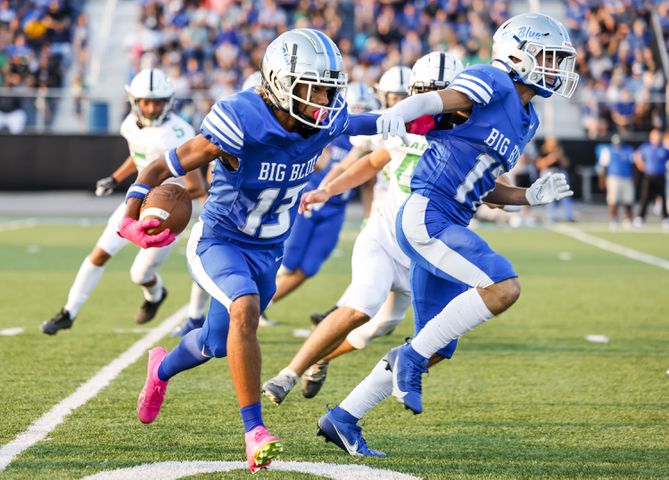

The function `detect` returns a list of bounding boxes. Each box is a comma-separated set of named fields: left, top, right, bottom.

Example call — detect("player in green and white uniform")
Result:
left=262, top=53, right=464, bottom=413
left=42, top=69, right=208, bottom=334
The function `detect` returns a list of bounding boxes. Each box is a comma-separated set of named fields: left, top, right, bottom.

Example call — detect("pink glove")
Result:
left=407, top=115, right=436, bottom=135
left=117, top=217, right=176, bottom=249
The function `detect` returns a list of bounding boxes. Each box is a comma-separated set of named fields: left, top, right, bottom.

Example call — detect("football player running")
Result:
left=260, top=82, right=379, bottom=325
left=118, top=29, right=379, bottom=473
left=261, top=53, right=463, bottom=420
left=317, top=13, right=577, bottom=457
left=42, top=68, right=208, bottom=335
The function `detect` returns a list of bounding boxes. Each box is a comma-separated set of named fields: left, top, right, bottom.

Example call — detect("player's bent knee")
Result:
left=496, top=278, right=521, bottom=309
left=129, top=264, right=153, bottom=285
left=229, top=295, right=261, bottom=333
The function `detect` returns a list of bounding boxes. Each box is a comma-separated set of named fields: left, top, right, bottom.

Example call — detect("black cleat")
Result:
left=42, top=308, right=74, bottom=335
left=135, top=288, right=167, bottom=324
left=309, top=305, right=338, bottom=327
left=301, top=360, right=330, bottom=399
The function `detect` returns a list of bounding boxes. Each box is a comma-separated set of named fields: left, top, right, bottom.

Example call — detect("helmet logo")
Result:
left=517, top=26, right=545, bottom=40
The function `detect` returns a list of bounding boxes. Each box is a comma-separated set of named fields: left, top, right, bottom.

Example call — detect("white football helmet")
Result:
left=376, top=65, right=411, bottom=108
left=492, top=13, right=579, bottom=98
left=409, top=52, right=463, bottom=96
left=125, top=68, right=175, bottom=127
left=261, top=28, right=347, bottom=129
left=242, top=71, right=262, bottom=91
left=346, top=82, right=379, bottom=113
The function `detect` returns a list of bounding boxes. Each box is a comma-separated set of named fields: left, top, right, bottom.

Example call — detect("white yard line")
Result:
left=0, top=219, right=37, bottom=233
left=549, top=224, right=669, bottom=271
left=0, top=305, right=188, bottom=472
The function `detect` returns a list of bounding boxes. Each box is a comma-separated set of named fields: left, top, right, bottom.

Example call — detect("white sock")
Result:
left=411, top=288, right=493, bottom=359
left=64, top=257, right=106, bottom=318
left=187, top=282, right=210, bottom=319
left=143, top=274, right=164, bottom=302
left=340, top=357, right=391, bottom=419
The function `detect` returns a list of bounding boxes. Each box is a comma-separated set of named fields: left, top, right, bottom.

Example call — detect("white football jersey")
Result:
left=349, top=132, right=390, bottom=212
left=367, top=133, right=429, bottom=268
left=120, top=112, right=195, bottom=173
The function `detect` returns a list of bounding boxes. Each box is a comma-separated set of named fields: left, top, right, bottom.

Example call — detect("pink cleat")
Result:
left=137, top=347, right=169, bottom=424
left=244, top=425, right=284, bottom=474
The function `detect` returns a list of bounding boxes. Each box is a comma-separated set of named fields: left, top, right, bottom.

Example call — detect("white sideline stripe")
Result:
left=549, top=224, right=669, bottom=271
left=0, top=305, right=188, bottom=472
left=81, top=460, right=422, bottom=480
left=0, top=220, right=37, bottom=232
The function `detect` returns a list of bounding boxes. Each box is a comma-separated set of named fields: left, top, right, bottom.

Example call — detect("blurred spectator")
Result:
left=634, top=128, right=669, bottom=226
left=597, top=134, right=635, bottom=229
left=126, top=0, right=509, bottom=124
left=610, top=88, right=635, bottom=138
left=0, top=0, right=87, bottom=132
left=569, top=0, right=666, bottom=139
left=537, top=137, right=575, bottom=222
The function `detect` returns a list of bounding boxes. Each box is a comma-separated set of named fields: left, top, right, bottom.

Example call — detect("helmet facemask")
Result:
left=520, top=42, right=579, bottom=98
left=129, top=96, right=174, bottom=128
left=264, top=68, right=347, bottom=130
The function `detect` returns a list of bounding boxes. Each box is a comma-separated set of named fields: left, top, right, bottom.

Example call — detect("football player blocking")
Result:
left=262, top=52, right=465, bottom=412
left=42, top=69, right=209, bottom=336
left=118, top=29, right=379, bottom=473
left=273, top=13, right=578, bottom=458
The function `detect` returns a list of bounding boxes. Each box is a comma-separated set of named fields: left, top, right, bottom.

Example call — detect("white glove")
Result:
left=95, top=176, right=118, bottom=197
left=376, top=113, right=409, bottom=145
left=525, top=173, right=574, bottom=206
left=375, top=91, right=443, bottom=145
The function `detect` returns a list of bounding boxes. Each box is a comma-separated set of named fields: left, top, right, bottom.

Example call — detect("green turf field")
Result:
left=1, top=221, right=668, bottom=479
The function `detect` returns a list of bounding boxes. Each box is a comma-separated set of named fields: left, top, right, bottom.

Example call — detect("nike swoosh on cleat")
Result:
left=332, top=423, right=359, bottom=455
left=391, top=356, right=408, bottom=399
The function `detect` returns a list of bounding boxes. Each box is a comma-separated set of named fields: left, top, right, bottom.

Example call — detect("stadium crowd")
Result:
left=0, top=0, right=88, bottom=132
left=568, top=0, right=667, bottom=139
left=125, top=0, right=510, bottom=126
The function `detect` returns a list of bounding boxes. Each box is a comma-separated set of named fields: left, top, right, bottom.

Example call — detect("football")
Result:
left=139, top=183, right=192, bottom=235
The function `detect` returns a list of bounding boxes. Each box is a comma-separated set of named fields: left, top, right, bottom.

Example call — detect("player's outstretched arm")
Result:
left=485, top=173, right=573, bottom=206
left=119, top=135, right=223, bottom=248
left=299, top=149, right=391, bottom=215
left=376, top=90, right=473, bottom=143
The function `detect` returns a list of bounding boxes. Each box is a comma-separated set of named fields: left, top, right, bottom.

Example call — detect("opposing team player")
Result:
left=42, top=68, right=208, bottom=335
left=305, top=65, right=412, bottom=326
left=317, top=13, right=578, bottom=456
left=261, top=53, right=463, bottom=411
left=260, top=82, right=379, bottom=324
left=117, top=29, right=379, bottom=473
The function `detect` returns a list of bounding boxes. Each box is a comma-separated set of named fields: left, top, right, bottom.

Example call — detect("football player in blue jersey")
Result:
left=117, top=29, right=378, bottom=473
left=260, top=82, right=379, bottom=325
left=315, top=13, right=578, bottom=456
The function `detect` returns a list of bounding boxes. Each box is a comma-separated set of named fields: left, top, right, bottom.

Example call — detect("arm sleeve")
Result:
left=343, top=112, right=380, bottom=136
left=448, top=69, right=496, bottom=105
left=200, top=100, right=245, bottom=157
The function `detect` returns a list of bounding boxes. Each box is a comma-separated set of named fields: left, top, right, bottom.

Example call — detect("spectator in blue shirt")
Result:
left=634, top=129, right=669, bottom=225
left=611, top=88, right=635, bottom=137
left=598, top=134, right=636, bottom=228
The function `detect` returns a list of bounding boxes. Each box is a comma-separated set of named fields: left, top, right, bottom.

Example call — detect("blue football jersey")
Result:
left=307, top=134, right=354, bottom=208
left=200, top=89, right=350, bottom=245
left=412, top=64, right=540, bottom=225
